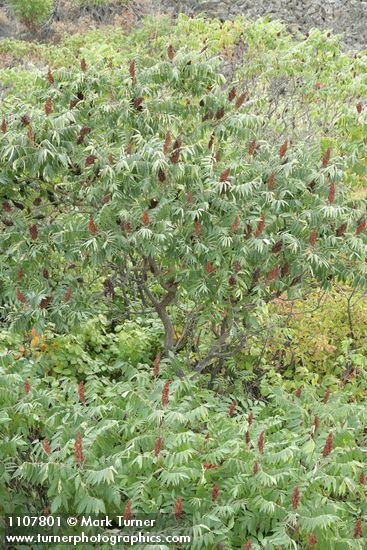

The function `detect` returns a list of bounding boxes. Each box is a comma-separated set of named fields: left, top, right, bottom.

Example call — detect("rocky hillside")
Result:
left=0, top=0, right=366, bottom=49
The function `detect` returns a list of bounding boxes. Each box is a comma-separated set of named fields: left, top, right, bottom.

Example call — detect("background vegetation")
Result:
left=0, top=9, right=367, bottom=549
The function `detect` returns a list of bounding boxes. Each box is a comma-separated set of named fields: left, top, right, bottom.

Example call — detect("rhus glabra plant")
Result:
left=0, top=43, right=366, bottom=376
left=0, top=339, right=366, bottom=549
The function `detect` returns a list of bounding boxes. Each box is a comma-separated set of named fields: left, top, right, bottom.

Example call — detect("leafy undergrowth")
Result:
left=1, top=324, right=367, bottom=549
left=0, top=13, right=367, bottom=550
left=1, top=16, right=366, bottom=187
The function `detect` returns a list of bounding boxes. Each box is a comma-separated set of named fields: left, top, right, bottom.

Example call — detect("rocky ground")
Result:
left=0, top=0, right=366, bottom=49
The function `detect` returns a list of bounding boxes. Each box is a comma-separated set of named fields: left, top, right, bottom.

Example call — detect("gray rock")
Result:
left=159, top=0, right=367, bottom=49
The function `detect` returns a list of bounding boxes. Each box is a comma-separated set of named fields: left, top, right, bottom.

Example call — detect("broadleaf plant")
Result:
left=0, top=44, right=366, bottom=374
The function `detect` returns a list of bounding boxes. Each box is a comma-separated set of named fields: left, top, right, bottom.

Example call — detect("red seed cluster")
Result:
left=65, top=288, right=72, bottom=303
left=244, top=224, right=252, bottom=240
left=322, top=432, right=333, bottom=457
left=170, top=138, right=182, bottom=164
left=124, top=500, right=133, bottom=523
left=356, top=101, right=363, bottom=114
left=21, top=114, right=30, bottom=126
left=356, top=219, right=366, bottom=235
left=235, top=92, right=247, bottom=109
left=245, top=431, right=251, bottom=445
left=3, top=201, right=11, bottom=212
left=85, top=155, right=97, bottom=166
left=162, top=380, right=172, bottom=407
left=272, top=240, right=283, bottom=254
left=88, top=216, right=97, bottom=235
left=158, top=168, right=166, bottom=183
left=268, top=172, right=276, bottom=191
left=153, top=352, right=161, bottom=377
left=328, top=182, right=335, bottom=204
left=163, top=130, right=171, bottom=154
left=203, top=463, right=219, bottom=470
left=359, top=471, right=366, bottom=485
left=205, top=261, right=213, bottom=274
left=208, top=134, right=214, bottom=150
left=248, top=412, right=253, bottom=426
left=267, top=266, right=279, bottom=282
left=29, top=224, right=38, bottom=240
left=307, top=533, right=317, bottom=550
left=291, top=486, right=300, bottom=510
left=24, top=379, right=31, bottom=395
left=45, top=97, right=53, bottom=116
left=231, top=215, right=239, bottom=233
left=323, top=388, right=331, bottom=404
left=40, top=296, right=52, bottom=309
left=175, top=497, right=183, bottom=521
left=74, top=432, right=85, bottom=463
left=195, top=220, right=201, bottom=238
left=336, top=223, right=347, bottom=237
left=233, top=260, right=241, bottom=273
left=78, top=381, right=86, bottom=403
left=322, top=147, right=331, bottom=168
left=255, top=215, right=265, bottom=237
left=219, top=168, right=231, bottom=182
left=186, top=191, right=193, bottom=205
left=129, top=60, right=135, bottom=80
left=354, top=518, right=363, bottom=539
left=295, top=388, right=302, bottom=398
left=228, top=400, right=236, bottom=417
left=257, top=431, right=265, bottom=454
left=47, top=67, right=54, bottom=84
left=309, top=229, right=317, bottom=246
left=253, top=461, right=260, bottom=475
left=279, top=139, right=288, bottom=158
left=1, top=119, right=7, bottom=133
left=228, top=87, right=236, bottom=102
left=133, top=97, right=144, bottom=110
left=77, top=126, right=91, bottom=145
left=142, top=211, right=150, bottom=226
left=211, top=484, right=219, bottom=502
left=16, top=288, right=27, bottom=304
left=43, top=438, right=51, bottom=455
left=313, top=415, right=319, bottom=436
left=248, top=139, right=257, bottom=155
left=243, top=540, right=253, bottom=550
left=154, top=437, right=162, bottom=457
left=27, top=126, right=35, bottom=145
left=167, top=45, right=174, bottom=61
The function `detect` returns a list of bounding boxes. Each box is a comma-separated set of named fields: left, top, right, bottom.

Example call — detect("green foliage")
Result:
left=1, top=16, right=367, bottom=549
left=7, top=0, right=53, bottom=30
left=1, top=327, right=366, bottom=548
left=0, top=36, right=366, bottom=358
left=256, top=285, right=367, bottom=390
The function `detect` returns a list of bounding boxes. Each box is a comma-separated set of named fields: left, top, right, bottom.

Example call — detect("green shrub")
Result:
left=1, top=333, right=367, bottom=548
left=260, top=285, right=367, bottom=388
left=7, top=0, right=53, bottom=31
